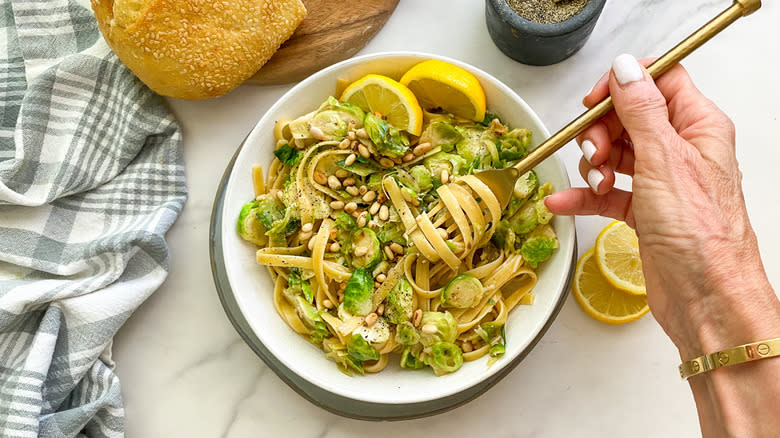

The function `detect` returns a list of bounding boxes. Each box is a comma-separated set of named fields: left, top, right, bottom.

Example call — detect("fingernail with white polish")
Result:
left=612, top=54, right=644, bottom=85
left=587, top=168, right=604, bottom=192
left=581, top=139, right=597, bottom=164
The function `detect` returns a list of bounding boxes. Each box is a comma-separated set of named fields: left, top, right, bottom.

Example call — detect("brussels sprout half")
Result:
left=384, top=278, right=414, bottom=323
left=236, top=201, right=268, bottom=246
left=350, top=228, right=381, bottom=269
left=419, top=311, right=458, bottom=347
left=441, top=274, right=484, bottom=309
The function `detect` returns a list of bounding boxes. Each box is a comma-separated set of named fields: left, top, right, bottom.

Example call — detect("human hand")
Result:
left=545, top=55, right=779, bottom=357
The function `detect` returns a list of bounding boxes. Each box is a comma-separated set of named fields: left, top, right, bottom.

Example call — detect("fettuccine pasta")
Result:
left=236, top=83, right=558, bottom=377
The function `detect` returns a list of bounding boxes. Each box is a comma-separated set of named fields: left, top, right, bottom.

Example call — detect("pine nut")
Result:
left=344, top=202, right=358, bottom=213
left=343, top=177, right=356, bottom=187
left=377, top=304, right=385, bottom=315
left=357, top=214, right=367, bottom=228
left=299, top=231, right=312, bottom=241
left=346, top=186, right=360, bottom=196
left=308, top=237, right=316, bottom=250
left=351, top=140, right=359, bottom=149
left=392, top=157, right=403, bottom=165
left=437, top=228, right=448, bottom=240
left=356, top=128, right=368, bottom=139
left=330, top=229, right=338, bottom=239
left=421, top=324, right=437, bottom=334
left=441, top=169, right=449, bottom=184
left=309, top=126, right=325, bottom=140
left=413, top=142, right=431, bottom=156
left=338, top=138, right=351, bottom=149
left=368, top=220, right=378, bottom=229
left=327, top=175, right=342, bottom=190
left=345, top=154, right=357, bottom=166
left=330, top=200, right=345, bottom=210
left=383, top=245, right=394, bottom=260
left=323, top=299, right=334, bottom=309
left=329, top=242, right=340, bottom=252
left=413, top=309, right=423, bottom=327
left=354, top=246, right=368, bottom=257
left=379, top=158, right=394, bottom=168
left=376, top=273, right=387, bottom=282
left=369, top=202, right=380, bottom=215
left=335, top=169, right=350, bottom=179
left=377, top=193, right=387, bottom=203
left=358, top=144, right=370, bottom=159
left=301, top=223, right=313, bottom=233
left=351, top=211, right=360, bottom=218
left=365, top=312, right=378, bottom=327
left=347, top=131, right=357, bottom=141
left=358, top=185, right=368, bottom=195
left=390, top=242, right=404, bottom=254
left=378, top=205, right=389, bottom=221
left=313, top=171, right=328, bottom=185
left=362, top=191, right=376, bottom=203
left=403, top=153, right=415, bottom=162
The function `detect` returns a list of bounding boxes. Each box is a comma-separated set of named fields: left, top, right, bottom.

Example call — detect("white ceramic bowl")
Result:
left=219, top=52, right=575, bottom=404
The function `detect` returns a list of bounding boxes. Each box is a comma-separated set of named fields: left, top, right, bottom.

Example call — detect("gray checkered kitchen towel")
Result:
left=0, top=0, right=187, bottom=436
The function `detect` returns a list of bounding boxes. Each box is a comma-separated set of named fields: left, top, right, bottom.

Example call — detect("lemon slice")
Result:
left=595, top=221, right=646, bottom=295
left=399, top=59, right=486, bottom=122
left=573, top=249, right=650, bottom=325
left=340, top=74, right=423, bottom=136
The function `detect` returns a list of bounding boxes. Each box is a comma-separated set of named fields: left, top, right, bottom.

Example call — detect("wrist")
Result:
left=674, top=271, right=780, bottom=360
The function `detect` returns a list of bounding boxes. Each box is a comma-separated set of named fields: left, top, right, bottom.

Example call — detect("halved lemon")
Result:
left=595, top=221, right=646, bottom=295
left=399, top=59, right=486, bottom=122
left=340, top=74, right=423, bottom=136
left=573, top=249, right=650, bottom=325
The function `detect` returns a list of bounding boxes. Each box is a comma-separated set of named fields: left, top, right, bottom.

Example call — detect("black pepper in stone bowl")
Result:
left=485, top=0, right=606, bottom=65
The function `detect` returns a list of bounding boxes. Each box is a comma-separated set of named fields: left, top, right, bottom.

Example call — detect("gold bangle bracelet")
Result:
left=679, top=337, right=780, bottom=380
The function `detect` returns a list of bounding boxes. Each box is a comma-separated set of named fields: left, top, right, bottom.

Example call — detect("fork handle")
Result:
left=513, top=0, right=761, bottom=175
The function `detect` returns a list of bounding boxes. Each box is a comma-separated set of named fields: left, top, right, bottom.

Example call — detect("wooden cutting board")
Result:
left=245, top=0, right=399, bottom=86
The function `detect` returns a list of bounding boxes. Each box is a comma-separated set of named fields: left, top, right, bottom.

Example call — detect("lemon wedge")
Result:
left=595, top=221, right=646, bottom=295
left=399, top=59, right=486, bottom=122
left=573, top=249, right=650, bottom=325
left=340, top=74, right=423, bottom=136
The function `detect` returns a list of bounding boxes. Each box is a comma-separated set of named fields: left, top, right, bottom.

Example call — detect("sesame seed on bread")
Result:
left=91, top=0, right=306, bottom=100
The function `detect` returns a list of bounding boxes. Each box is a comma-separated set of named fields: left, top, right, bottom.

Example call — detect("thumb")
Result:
left=609, top=54, right=679, bottom=160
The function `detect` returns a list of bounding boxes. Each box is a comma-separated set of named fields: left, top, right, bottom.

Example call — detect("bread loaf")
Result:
left=92, top=0, right=306, bottom=99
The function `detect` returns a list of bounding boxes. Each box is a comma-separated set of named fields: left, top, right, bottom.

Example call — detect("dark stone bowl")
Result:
left=486, top=0, right=607, bottom=66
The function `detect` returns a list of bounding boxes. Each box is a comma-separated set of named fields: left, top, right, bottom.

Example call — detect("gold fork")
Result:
left=475, top=0, right=761, bottom=210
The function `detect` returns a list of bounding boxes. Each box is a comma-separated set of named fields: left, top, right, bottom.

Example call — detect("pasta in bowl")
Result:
left=220, top=53, right=574, bottom=403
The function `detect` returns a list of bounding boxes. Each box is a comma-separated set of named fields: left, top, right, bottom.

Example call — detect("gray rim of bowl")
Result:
left=488, top=0, right=607, bottom=37
left=209, top=135, right=578, bottom=421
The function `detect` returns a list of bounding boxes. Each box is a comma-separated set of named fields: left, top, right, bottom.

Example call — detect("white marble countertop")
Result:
left=112, top=1, right=780, bottom=436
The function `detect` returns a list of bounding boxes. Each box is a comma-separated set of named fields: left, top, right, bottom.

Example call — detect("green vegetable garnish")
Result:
left=347, top=333, right=380, bottom=362
left=364, top=113, right=410, bottom=158
left=384, top=278, right=414, bottom=324
left=343, top=267, right=373, bottom=316
left=395, top=321, right=421, bottom=346
left=419, top=311, right=458, bottom=347
left=401, top=347, right=426, bottom=369
left=441, top=274, right=484, bottom=308
left=428, top=342, right=463, bottom=375
left=273, top=144, right=301, bottom=166
left=350, top=228, right=381, bottom=268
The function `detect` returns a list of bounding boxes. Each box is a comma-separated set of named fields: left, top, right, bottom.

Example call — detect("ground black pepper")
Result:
left=505, top=0, right=589, bottom=24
